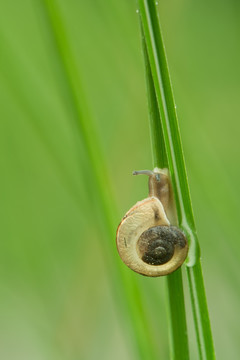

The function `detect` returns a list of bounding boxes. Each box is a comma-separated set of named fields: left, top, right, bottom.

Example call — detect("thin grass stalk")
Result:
left=141, top=22, right=189, bottom=360
left=186, top=262, right=215, bottom=360
left=138, top=0, right=215, bottom=359
left=37, top=0, right=159, bottom=358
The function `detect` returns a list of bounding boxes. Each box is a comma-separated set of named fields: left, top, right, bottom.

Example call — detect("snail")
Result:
left=116, top=168, right=188, bottom=277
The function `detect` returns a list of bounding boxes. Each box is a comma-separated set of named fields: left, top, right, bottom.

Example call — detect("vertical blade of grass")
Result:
left=166, top=270, right=189, bottom=359
left=143, top=28, right=168, bottom=169
left=36, top=0, right=159, bottom=358
left=138, top=0, right=215, bottom=359
left=141, top=21, right=189, bottom=360
left=186, top=261, right=215, bottom=360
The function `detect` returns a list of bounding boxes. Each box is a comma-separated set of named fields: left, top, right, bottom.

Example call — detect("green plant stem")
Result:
left=167, top=270, right=189, bottom=359
left=37, top=0, right=159, bottom=358
left=141, top=20, right=189, bottom=360
left=186, top=262, right=215, bottom=360
left=138, top=0, right=215, bottom=359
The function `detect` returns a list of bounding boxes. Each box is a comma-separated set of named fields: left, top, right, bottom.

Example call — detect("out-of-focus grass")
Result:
left=0, top=1, right=240, bottom=359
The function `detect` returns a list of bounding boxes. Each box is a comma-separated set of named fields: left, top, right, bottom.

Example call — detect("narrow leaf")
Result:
left=141, top=23, right=189, bottom=359
left=138, top=1, right=215, bottom=358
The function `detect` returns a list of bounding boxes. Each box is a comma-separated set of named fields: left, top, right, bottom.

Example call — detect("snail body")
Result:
left=116, top=169, right=188, bottom=277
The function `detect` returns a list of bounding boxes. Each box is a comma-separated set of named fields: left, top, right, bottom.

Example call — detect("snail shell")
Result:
left=116, top=169, right=188, bottom=277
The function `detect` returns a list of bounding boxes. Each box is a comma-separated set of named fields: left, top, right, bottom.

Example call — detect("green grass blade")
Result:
left=141, top=23, right=189, bottom=359
left=138, top=0, right=215, bottom=359
left=138, top=0, right=197, bottom=244
left=142, top=24, right=168, bottom=169
left=36, top=0, right=159, bottom=358
left=186, top=262, right=215, bottom=360
left=166, top=270, right=189, bottom=359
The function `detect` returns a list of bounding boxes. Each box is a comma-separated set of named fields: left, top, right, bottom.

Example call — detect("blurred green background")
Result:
left=0, top=0, right=240, bottom=359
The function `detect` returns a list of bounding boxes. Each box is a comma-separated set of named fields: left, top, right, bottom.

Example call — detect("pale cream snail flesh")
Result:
left=116, top=169, right=188, bottom=277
